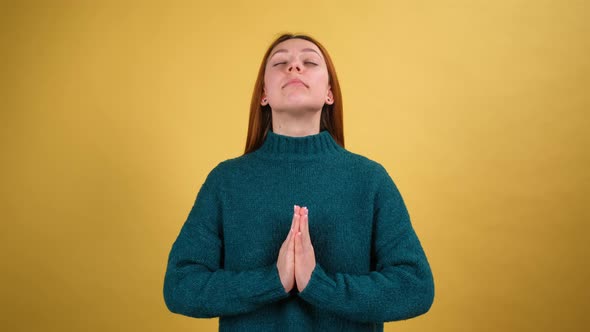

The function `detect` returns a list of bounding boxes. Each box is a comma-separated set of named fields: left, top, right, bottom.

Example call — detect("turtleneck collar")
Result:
left=252, top=130, right=344, bottom=160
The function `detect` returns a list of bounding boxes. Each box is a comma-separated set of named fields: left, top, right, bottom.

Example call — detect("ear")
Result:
left=325, top=87, right=334, bottom=105
left=260, top=88, right=268, bottom=106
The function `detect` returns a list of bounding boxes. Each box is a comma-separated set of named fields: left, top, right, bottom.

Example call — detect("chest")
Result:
left=220, top=181, right=375, bottom=273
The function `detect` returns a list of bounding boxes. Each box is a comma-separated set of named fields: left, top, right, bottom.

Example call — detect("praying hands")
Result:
left=277, top=205, right=316, bottom=293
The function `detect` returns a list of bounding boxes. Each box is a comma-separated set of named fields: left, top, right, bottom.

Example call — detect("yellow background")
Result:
left=2, top=1, right=588, bottom=331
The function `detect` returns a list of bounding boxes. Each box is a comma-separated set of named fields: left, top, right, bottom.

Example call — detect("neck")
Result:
left=271, top=109, right=321, bottom=137
left=253, top=129, right=343, bottom=161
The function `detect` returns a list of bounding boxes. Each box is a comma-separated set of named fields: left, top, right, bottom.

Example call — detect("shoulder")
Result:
left=340, top=150, right=405, bottom=199
left=200, top=153, right=258, bottom=185
left=340, top=149, right=392, bottom=179
left=210, top=153, right=258, bottom=173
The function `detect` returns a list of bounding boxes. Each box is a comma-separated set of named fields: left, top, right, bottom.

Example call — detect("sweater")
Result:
left=163, top=130, right=434, bottom=331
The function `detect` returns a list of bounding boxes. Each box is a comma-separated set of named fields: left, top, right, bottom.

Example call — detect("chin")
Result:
left=275, top=105, right=323, bottom=114
left=274, top=100, right=324, bottom=113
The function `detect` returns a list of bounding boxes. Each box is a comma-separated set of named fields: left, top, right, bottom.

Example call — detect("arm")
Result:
left=163, top=175, right=289, bottom=318
left=298, top=166, right=434, bottom=323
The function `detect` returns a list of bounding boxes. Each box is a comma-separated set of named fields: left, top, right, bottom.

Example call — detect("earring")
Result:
left=263, top=98, right=267, bottom=103
left=326, top=97, right=332, bottom=102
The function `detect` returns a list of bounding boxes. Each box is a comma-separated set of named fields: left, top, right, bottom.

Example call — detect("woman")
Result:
left=163, top=33, right=434, bottom=331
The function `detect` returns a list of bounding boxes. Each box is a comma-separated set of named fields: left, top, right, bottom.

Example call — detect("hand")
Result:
left=277, top=206, right=300, bottom=293
left=295, top=206, right=316, bottom=292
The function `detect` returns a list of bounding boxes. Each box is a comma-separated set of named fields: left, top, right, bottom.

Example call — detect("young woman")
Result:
left=163, top=33, right=434, bottom=331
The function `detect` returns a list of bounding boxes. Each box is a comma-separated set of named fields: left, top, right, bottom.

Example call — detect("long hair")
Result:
left=243, top=33, right=344, bottom=154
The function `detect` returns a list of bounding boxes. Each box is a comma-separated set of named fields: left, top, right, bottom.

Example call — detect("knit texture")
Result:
left=163, top=130, right=434, bottom=332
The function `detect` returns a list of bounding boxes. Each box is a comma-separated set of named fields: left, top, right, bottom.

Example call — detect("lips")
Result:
left=283, top=78, right=308, bottom=88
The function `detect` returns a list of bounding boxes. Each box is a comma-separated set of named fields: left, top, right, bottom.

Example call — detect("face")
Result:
left=261, top=38, right=334, bottom=113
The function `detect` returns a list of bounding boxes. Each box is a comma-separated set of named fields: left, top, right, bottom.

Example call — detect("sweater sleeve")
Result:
left=298, top=165, right=434, bottom=323
left=163, top=169, right=289, bottom=318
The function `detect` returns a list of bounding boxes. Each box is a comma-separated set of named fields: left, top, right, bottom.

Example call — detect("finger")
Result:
left=295, top=207, right=305, bottom=251
left=281, top=210, right=298, bottom=251
left=295, top=227, right=302, bottom=256
left=288, top=226, right=295, bottom=253
left=294, top=210, right=301, bottom=233
left=291, top=205, right=300, bottom=230
left=299, top=206, right=308, bottom=216
left=300, top=212, right=311, bottom=246
left=298, top=206, right=307, bottom=235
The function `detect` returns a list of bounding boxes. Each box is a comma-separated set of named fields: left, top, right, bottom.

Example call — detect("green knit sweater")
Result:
left=163, top=130, right=434, bottom=331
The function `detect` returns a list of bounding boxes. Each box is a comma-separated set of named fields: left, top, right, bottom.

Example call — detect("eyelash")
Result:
left=272, top=61, right=318, bottom=67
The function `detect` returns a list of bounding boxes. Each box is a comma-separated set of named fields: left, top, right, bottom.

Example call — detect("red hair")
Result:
left=244, top=33, right=344, bottom=154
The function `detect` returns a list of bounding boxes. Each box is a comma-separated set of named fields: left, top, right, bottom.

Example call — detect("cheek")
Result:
left=314, top=69, right=330, bottom=85
left=312, top=73, right=330, bottom=91
left=263, top=74, right=280, bottom=95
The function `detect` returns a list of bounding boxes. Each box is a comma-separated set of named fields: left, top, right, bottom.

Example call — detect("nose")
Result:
left=287, top=60, right=301, bottom=73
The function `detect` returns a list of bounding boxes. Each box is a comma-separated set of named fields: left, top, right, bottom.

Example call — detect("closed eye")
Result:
left=304, top=62, right=318, bottom=66
left=272, top=62, right=287, bottom=67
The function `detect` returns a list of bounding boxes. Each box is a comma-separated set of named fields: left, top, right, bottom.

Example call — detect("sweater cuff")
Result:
left=264, top=263, right=291, bottom=302
left=298, top=263, right=335, bottom=305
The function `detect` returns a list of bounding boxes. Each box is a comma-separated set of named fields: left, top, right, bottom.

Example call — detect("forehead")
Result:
left=268, top=38, right=323, bottom=58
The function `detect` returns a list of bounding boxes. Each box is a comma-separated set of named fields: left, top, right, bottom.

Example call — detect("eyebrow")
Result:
left=269, top=48, right=323, bottom=60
